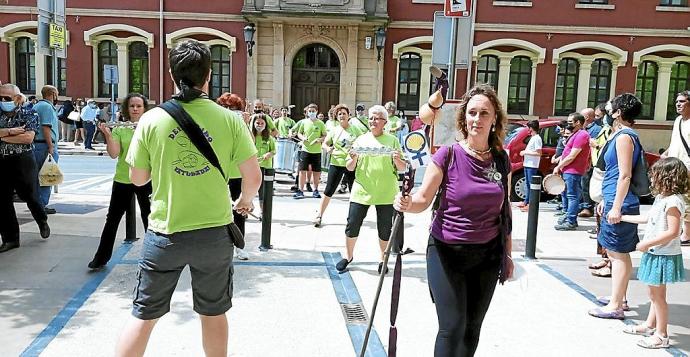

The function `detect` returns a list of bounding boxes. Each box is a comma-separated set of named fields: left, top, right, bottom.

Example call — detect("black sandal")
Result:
left=336, top=258, right=353, bottom=272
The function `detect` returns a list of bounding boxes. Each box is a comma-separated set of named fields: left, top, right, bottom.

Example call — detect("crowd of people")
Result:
left=1, top=37, right=688, bottom=355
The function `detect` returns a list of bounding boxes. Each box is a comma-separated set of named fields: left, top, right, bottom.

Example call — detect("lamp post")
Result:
left=375, top=27, right=386, bottom=62
left=244, top=23, right=256, bottom=57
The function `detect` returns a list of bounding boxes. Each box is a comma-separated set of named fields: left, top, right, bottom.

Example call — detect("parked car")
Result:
left=503, top=120, right=660, bottom=202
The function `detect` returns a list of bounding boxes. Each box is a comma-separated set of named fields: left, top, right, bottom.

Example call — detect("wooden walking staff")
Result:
left=360, top=166, right=416, bottom=357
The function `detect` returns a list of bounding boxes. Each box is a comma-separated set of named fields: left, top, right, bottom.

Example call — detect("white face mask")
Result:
left=254, top=122, right=265, bottom=132
left=308, top=112, right=317, bottom=120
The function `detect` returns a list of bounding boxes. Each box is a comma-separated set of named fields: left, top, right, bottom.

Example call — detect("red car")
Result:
left=503, top=120, right=659, bottom=202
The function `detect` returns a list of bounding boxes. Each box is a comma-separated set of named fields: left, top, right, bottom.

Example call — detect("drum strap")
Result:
left=677, top=118, right=690, bottom=157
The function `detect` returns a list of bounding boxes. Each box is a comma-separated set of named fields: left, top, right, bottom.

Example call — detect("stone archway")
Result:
left=290, top=44, right=341, bottom=116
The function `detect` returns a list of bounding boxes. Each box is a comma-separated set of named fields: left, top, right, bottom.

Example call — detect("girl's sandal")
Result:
left=588, top=259, right=609, bottom=270
left=637, top=334, right=670, bottom=349
left=623, top=324, right=655, bottom=336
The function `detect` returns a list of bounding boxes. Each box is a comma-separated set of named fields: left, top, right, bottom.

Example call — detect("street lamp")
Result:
left=375, top=27, right=386, bottom=62
left=244, top=23, right=256, bottom=57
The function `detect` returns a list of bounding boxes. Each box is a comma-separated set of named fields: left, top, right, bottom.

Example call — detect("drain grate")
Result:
left=341, top=303, right=369, bottom=324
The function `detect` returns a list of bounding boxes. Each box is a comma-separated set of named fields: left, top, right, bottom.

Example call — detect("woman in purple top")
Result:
left=395, top=84, right=514, bottom=357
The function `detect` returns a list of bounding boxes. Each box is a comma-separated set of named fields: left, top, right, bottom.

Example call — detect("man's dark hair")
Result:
left=610, top=93, right=642, bottom=125
left=569, top=112, right=586, bottom=125
left=526, top=119, right=540, bottom=131
left=595, top=103, right=607, bottom=113
left=558, top=119, right=568, bottom=128
left=678, top=90, right=690, bottom=100
left=168, top=40, right=211, bottom=102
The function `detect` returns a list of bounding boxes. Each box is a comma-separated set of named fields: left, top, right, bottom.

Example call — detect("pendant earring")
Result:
left=491, top=123, right=496, bottom=132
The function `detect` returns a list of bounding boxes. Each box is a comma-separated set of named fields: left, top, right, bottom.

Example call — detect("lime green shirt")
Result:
left=295, top=119, right=327, bottom=154
left=350, top=116, right=370, bottom=132
left=126, top=99, right=257, bottom=234
left=325, top=125, right=362, bottom=167
left=111, top=126, right=135, bottom=184
left=276, top=116, right=295, bottom=138
left=350, top=132, right=402, bottom=205
left=228, top=121, right=253, bottom=179
left=325, top=119, right=339, bottom=134
left=385, top=115, right=402, bottom=133
left=255, top=135, right=276, bottom=169
left=266, top=115, right=277, bottom=132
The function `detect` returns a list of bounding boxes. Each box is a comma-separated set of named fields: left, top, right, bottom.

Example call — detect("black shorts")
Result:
left=132, top=227, right=234, bottom=320
left=299, top=151, right=322, bottom=172
left=324, top=165, right=354, bottom=197
left=345, top=202, right=395, bottom=241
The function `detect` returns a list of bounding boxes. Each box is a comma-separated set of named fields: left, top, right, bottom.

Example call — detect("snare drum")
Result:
left=542, top=174, right=565, bottom=195
left=275, top=138, right=298, bottom=174
left=321, top=148, right=331, bottom=171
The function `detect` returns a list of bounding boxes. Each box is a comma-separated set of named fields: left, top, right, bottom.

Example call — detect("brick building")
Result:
left=1, top=0, right=689, bottom=150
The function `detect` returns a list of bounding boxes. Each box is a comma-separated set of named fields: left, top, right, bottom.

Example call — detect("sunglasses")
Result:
left=0, top=96, right=13, bottom=102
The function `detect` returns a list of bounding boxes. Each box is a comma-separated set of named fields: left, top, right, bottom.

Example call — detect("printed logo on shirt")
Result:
left=168, top=127, right=214, bottom=177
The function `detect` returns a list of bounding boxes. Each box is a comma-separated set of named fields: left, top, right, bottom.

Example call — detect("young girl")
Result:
left=252, top=114, right=276, bottom=214
left=621, top=157, right=687, bottom=349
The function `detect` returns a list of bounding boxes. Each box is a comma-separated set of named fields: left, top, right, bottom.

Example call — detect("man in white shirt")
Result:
left=517, top=120, right=542, bottom=211
left=662, top=90, right=690, bottom=245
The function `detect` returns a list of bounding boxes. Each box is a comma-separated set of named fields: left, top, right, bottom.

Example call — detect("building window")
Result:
left=15, top=37, right=36, bottom=94
left=579, top=0, right=608, bottom=3
left=45, top=56, right=67, bottom=94
left=508, top=56, right=532, bottom=115
left=476, top=55, right=499, bottom=92
left=667, top=62, right=690, bottom=120
left=659, top=0, right=688, bottom=6
left=129, top=42, right=149, bottom=97
left=554, top=58, right=579, bottom=116
left=397, top=52, right=422, bottom=111
left=209, top=45, right=231, bottom=100
left=636, top=61, right=658, bottom=119
left=588, top=59, right=612, bottom=108
left=98, top=40, right=118, bottom=98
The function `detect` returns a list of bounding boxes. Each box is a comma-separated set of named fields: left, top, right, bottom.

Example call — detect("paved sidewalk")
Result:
left=1, top=177, right=689, bottom=356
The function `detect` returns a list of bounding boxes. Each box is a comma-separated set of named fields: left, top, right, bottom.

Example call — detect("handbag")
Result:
left=589, top=139, right=610, bottom=203
left=158, top=99, right=246, bottom=249
left=67, top=111, right=80, bottom=121
left=38, top=154, right=64, bottom=186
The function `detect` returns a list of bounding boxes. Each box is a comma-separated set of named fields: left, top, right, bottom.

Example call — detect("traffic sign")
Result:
left=49, top=23, right=65, bottom=50
left=445, top=0, right=471, bottom=17
left=103, top=65, right=119, bottom=84
left=431, top=11, right=472, bottom=67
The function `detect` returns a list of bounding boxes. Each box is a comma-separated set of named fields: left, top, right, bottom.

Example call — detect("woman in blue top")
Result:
left=589, top=93, right=643, bottom=320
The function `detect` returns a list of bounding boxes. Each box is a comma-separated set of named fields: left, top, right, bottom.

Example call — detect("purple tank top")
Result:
left=430, top=144, right=504, bottom=244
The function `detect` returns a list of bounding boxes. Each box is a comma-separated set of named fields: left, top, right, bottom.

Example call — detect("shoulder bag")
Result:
left=158, top=100, right=245, bottom=249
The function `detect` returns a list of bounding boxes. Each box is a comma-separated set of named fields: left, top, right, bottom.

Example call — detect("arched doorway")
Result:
left=291, top=44, right=340, bottom=117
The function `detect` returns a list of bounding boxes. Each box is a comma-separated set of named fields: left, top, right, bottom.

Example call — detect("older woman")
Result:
left=395, top=84, right=513, bottom=356
left=88, top=93, right=152, bottom=269
left=589, top=93, right=644, bottom=320
left=314, top=104, right=363, bottom=227
left=335, top=105, right=407, bottom=274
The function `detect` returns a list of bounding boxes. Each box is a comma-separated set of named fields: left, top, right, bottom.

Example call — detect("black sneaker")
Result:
left=38, top=221, right=50, bottom=239
left=555, top=222, right=578, bottom=231
left=87, top=260, right=106, bottom=271
left=290, top=186, right=299, bottom=192
left=377, top=262, right=389, bottom=275
left=44, top=207, right=57, bottom=214
left=306, top=183, right=313, bottom=192
left=681, top=240, right=690, bottom=246
left=336, top=258, right=353, bottom=272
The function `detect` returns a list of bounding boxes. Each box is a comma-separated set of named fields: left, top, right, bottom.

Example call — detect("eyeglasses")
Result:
left=0, top=96, right=13, bottom=102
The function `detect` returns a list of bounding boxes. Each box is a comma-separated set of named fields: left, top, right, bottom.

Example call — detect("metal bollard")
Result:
left=125, top=195, right=137, bottom=242
left=260, top=168, right=275, bottom=251
left=524, top=175, right=542, bottom=259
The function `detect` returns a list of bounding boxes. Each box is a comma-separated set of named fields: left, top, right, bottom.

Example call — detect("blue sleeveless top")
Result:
left=602, top=128, right=642, bottom=207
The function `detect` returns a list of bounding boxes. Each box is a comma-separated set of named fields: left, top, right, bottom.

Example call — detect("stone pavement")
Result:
left=1, top=173, right=689, bottom=357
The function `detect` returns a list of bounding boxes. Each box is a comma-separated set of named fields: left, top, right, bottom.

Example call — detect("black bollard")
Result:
left=125, top=195, right=137, bottom=242
left=524, top=175, right=542, bottom=259
left=260, top=168, right=275, bottom=251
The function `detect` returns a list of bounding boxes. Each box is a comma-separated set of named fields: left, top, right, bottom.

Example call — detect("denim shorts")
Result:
left=132, top=226, right=234, bottom=320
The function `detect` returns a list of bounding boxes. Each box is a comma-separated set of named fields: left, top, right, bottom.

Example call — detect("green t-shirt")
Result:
left=350, top=132, right=402, bottom=205
left=228, top=121, right=253, bottom=179
left=385, top=115, right=402, bottom=133
left=265, top=115, right=277, bottom=132
left=276, top=116, right=296, bottom=138
left=349, top=115, right=370, bottom=132
left=112, top=126, right=135, bottom=184
left=126, top=99, right=257, bottom=234
left=325, top=125, right=362, bottom=167
left=295, top=118, right=327, bottom=154
left=325, top=119, right=339, bottom=134
left=255, top=135, right=276, bottom=169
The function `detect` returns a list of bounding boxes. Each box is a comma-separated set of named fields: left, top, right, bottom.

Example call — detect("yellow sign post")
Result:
left=49, top=23, right=65, bottom=50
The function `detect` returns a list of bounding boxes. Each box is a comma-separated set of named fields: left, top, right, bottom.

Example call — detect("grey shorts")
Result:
left=132, top=226, right=234, bottom=320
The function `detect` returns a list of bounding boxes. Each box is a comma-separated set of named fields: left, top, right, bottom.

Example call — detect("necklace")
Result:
left=463, top=140, right=492, bottom=155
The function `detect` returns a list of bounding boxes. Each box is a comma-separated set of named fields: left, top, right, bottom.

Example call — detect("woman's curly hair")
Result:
left=216, top=92, right=245, bottom=111
left=455, top=84, right=508, bottom=152
left=649, top=157, right=690, bottom=196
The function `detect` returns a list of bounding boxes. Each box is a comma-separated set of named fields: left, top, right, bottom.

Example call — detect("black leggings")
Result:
left=228, top=178, right=245, bottom=235
left=92, top=181, right=152, bottom=265
left=324, top=165, right=354, bottom=197
left=426, top=235, right=502, bottom=357
left=0, top=152, right=47, bottom=243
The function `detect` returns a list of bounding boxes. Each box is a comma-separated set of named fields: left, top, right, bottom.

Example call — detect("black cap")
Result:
left=356, top=103, right=365, bottom=111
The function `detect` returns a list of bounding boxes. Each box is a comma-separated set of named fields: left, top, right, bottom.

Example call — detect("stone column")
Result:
left=116, top=40, right=129, bottom=100
left=272, top=23, right=285, bottom=107
left=92, top=45, right=99, bottom=98
left=345, top=25, right=359, bottom=106
left=654, top=61, right=674, bottom=121
left=246, top=25, right=259, bottom=103
left=576, top=58, right=593, bottom=110
left=497, top=55, right=512, bottom=109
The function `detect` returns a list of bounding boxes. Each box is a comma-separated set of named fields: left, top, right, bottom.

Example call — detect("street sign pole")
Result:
left=447, top=17, right=458, bottom=100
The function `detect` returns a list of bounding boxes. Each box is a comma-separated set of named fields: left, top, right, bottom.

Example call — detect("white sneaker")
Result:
left=235, top=248, right=249, bottom=260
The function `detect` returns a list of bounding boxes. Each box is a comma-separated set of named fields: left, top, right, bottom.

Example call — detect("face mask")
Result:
left=254, top=108, right=263, bottom=114
left=254, top=123, right=265, bottom=132
left=0, top=101, right=17, bottom=112
left=308, top=112, right=317, bottom=120
left=605, top=113, right=615, bottom=127
left=89, top=103, right=97, bottom=109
